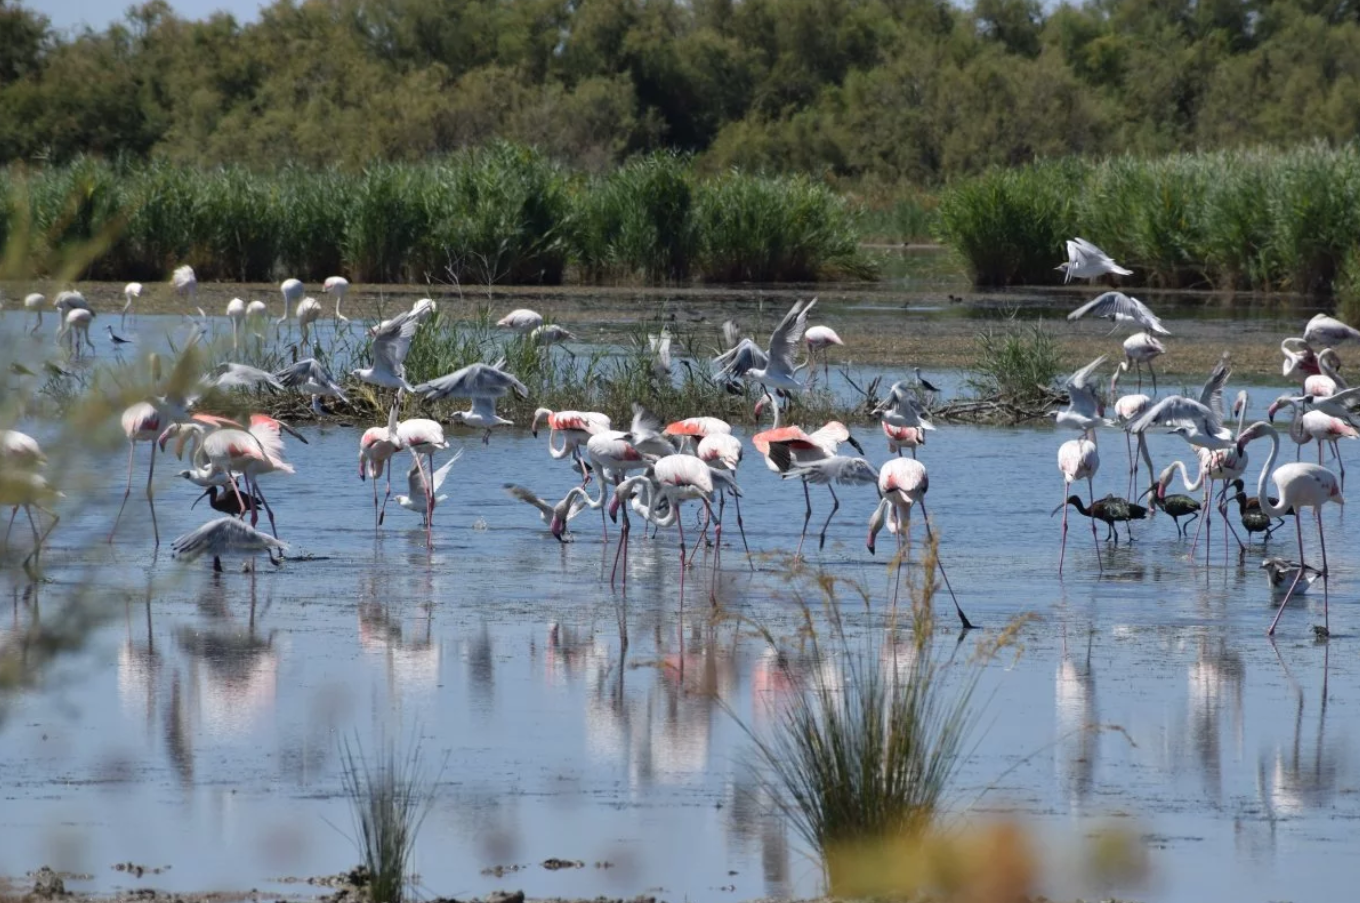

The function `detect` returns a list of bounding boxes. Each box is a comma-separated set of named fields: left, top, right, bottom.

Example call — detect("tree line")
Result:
left=1, top=0, right=1359, bottom=185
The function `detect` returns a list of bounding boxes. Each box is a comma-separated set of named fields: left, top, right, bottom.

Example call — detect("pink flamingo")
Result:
left=396, top=418, right=448, bottom=545
left=1109, top=390, right=1150, bottom=498
left=532, top=408, right=611, bottom=481
left=866, top=457, right=974, bottom=629
left=1116, top=331, right=1165, bottom=393
left=626, top=455, right=731, bottom=604
left=664, top=416, right=731, bottom=454
left=1056, top=431, right=1102, bottom=576
left=804, top=325, right=844, bottom=382
left=587, top=430, right=652, bottom=555
left=360, top=404, right=403, bottom=528
left=697, top=431, right=751, bottom=566
left=1236, top=421, right=1344, bottom=635
left=751, top=390, right=863, bottom=557
left=882, top=422, right=926, bottom=458
left=110, top=402, right=164, bottom=547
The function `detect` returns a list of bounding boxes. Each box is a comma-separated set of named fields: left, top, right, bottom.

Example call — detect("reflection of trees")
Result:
left=1055, top=625, right=1096, bottom=808
left=1186, top=632, right=1244, bottom=803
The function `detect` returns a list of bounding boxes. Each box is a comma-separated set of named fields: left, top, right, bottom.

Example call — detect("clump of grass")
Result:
left=966, top=315, right=1064, bottom=405
left=570, top=151, right=699, bottom=283
left=734, top=531, right=991, bottom=896
left=338, top=735, right=440, bottom=903
left=852, top=188, right=939, bottom=244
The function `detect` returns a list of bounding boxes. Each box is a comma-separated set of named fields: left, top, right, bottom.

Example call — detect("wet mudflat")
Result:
left=1, top=295, right=1357, bottom=903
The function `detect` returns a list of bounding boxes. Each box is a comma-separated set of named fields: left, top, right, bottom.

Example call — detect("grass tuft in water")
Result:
left=338, top=735, right=440, bottom=903
left=965, top=315, right=1065, bottom=407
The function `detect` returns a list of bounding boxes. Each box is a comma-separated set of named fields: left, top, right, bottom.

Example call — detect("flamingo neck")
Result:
left=1173, top=459, right=1204, bottom=493
left=1253, top=424, right=1286, bottom=517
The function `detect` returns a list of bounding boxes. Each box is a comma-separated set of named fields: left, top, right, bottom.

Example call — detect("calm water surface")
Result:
left=0, top=308, right=1356, bottom=903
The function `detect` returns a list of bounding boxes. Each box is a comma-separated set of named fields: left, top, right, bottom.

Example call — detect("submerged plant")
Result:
left=338, top=734, right=440, bottom=903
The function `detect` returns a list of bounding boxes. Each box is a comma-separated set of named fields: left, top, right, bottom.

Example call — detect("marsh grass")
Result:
left=939, top=143, right=1360, bottom=297
left=965, top=315, right=1065, bottom=406
left=729, top=528, right=1016, bottom=897
left=2, top=148, right=871, bottom=286
left=338, top=735, right=441, bottom=903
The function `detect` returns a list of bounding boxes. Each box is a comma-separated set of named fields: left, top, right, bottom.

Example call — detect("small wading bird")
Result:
left=1260, top=558, right=1323, bottom=597
left=1228, top=479, right=1286, bottom=543
left=193, top=482, right=266, bottom=518
left=1235, top=421, right=1343, bottom=636
left=412, top=360, right=529, bottom=444
left=1143, top=481, right=1201, bottom=538
left=1053, top=494, right=1149, bottom=544
left=914, top=367, right=940, bottom=396
left=106, top=324, right=133, bottom=348
left=1057, top=238, right=1132, bottom=284
left=171, top=516, right=287, bottom=572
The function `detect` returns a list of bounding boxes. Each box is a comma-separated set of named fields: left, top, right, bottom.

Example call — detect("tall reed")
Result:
left=938, top=143, right=1360, bottom=298
left=1, top=147, right=871, bottom=286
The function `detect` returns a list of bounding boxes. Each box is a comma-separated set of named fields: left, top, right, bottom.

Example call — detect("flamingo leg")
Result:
left=425, top=452, right=435, bottom=545
left=708, top=499, right=721, bottom=604
left=109, top=440, right=137, bottom=544
left=918, top=500, right=974, bottom=629
left=676, top=499, right=687, bottom=605
left=817, top=484, right=839, bottom=551
left=610, top=498, right=630, bottom=590
left=730, top=490, right=753, bottom=571
left=4, top=506, right=18, bottom=550
left=1190, top=482, right=1209, bottom=555
left=146, top=441, right=159, bottom=548
left=1058, top=481, right=1069, bottom=577
left=1125, top=430, right=1135, bottom=500
left=1268, top=511, right=1310, bottom=636
left=371, top=469, right=380, bottom=530
left=251, top=477, right=280, bottom=540
left=795, top=480, right=812, bottom=560
left=1319, top=507, right=1330, bottom=635
left=1135, top=360, right=1142, bottom=392
left=1149, top=360, right=1157, bottom=395
left=380, top=465, right=393, bottom=525
left=1087, top=476, right=1103, bottom=573
left=689, top=503, right=711, bottom=565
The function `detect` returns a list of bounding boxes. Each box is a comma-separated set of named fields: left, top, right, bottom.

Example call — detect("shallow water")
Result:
left=1, top=307, right=1357, bottom=903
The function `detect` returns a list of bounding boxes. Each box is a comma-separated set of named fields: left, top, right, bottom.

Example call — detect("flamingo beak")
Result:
left=550, top=515, right=564, bottom=541
left=847, top=435, right=864, bottom=455
left=608, top=495, right=621, bottom=523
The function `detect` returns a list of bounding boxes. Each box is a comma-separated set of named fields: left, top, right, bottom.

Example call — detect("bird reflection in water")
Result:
left=174, top=569, right=278, bottom=739
left=357, top=598, right=440, bottom=702
left=117, top=580, right=161, bottom=731
left=1055, top=623, right=1097, bottom=810
left=1260, top=643, right=1345, bottom=819
left=1185, top=630, right=1244, bottom=802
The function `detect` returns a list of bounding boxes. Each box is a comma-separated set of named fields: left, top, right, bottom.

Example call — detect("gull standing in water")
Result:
left=396, top=451, right=463, bottom=528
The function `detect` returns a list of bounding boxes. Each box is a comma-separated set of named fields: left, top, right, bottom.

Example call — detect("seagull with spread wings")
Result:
left=276, top=358, right=349, bottom=414
left=1067, top=291, right=1170, bottom=336
left=351, top=298, right=435, bottom=396
left=411, top=359, right=529, bottom=444
left=745, top=297, right=816, bottom=397
left=1049, top=356, right=1109, bottom=434
left=1057, top=238, right=1132, bottom=284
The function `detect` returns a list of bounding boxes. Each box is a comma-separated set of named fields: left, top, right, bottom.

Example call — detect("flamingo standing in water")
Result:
left=396, top=418, right=449, bottom=545
left=532, top=408, right=611, bottom=482
left=23, top=293, right=45, bottom=333
left=360, top=404, right=403, bottom=528
left=226, top=298, right=246, bottom=351
left=278, top=278, right=304, bottom=329
left=295, top=297, right=323, bottom=346
left=110, top=402, right=165, bottom=547
left=1, top=430, right=59, bottom=562
left=622, top=455, right=733, bottom=604
left=121, top=282, right=142, bottom=327
left=323, top=276, right=350, bottom=321
left=664, top=416, right=731, bottom=454
left=752, top=390, right=863, bottom=558
left=697, top=431, right=751, bottom=565
left=1236, top=421, right=1343, bottom=636
left=1056, top=431, right=1101, bottom=576
left=866, top=457, right=974, bottom=629
left=804, top=324, right=844, bottom=383
left=587, top=429, right=652, bottom=549
left=1109, top=388, right=1150, bottom=498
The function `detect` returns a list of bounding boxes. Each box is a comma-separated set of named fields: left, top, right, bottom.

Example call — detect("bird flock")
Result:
left=3, top=245, right=1357, bottom=639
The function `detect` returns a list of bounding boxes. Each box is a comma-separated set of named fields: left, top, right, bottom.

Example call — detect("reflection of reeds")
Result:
left=338, top=735, right=441, bottom=903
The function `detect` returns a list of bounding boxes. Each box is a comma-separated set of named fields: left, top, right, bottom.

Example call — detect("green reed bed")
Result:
left=1, top=145, right=875, bottom=286
left=937, top=143, right=1360, bottom=295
